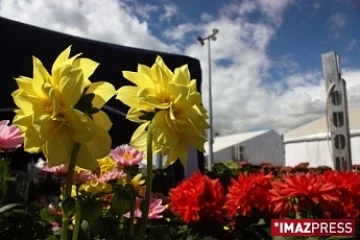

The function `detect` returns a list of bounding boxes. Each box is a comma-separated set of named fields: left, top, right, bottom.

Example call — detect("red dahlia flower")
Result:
left=224, top=172, right=273, bottom=219
left=269, top=172, right=339, bottom=217
left=322, top=171, right=360, bottom=218
left=169, top=171, right=225, bottom=223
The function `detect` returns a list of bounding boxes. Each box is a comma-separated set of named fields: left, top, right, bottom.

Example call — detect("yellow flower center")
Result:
left=122, top=153, right=135, bottom=161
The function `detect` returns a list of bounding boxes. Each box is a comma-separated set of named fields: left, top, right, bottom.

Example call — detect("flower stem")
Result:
left=72, top=201, right=82, bottom=240
left=60, top=142, right=81, bottom=240
left=138, top=123, right=153, bottom=240
left=126, top=171, right=136, bottom=238
left=129, top=193, right=136, bottom=237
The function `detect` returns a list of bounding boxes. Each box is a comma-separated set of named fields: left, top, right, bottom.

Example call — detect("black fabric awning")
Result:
left=0, top=17, right=205, bottom=180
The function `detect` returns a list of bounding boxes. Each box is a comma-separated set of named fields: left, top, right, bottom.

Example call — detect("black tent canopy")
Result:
left=0, top=17, right=205, bottom=183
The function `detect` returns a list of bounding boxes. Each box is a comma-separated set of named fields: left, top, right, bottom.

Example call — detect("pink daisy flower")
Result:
left=38, top=163, right=68, bottom=175
left=73, top=170, right=94, bottom=185
left=98, top=169, right=125, bottom=183
left=123, top=194, right=165, bottom=219
left=0, top=120, right=23, bottom=152
left=110, top=144, right=143, bottom=168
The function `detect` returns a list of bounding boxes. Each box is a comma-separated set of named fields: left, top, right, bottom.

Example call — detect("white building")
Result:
left=283, top=107, right=360, bottom=168
left=204, top=129, right=285, bottom=166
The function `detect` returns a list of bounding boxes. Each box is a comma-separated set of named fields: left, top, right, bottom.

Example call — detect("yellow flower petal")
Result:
left=44, top=130, right=72, bottom=167
left=86, top=81, right=116, bottom=109
left=58, top=66, right=85, bottom=107
left=183, top=131, right=206, bottom=152
left=73, top=57, right=99, bottom=80
left=61, top=108, right=96, bottom=143
left=76, top=144, right=98, bottom=170
left=52, top=46, right=72, bottom=73
left=166, top=140, right=189, bottom=166
left=173, top=65, right=191, bottom=86
left=122, top=71, right=155, bottom=89
left=14, top=115, right=43, bottom=153
left=11, top=91, right=38, bottom=115
left=138, top=88, right=170, bottom=110
left=84, top=124, right=112, bottom=159
left=130, top=122, right=149, bottom=152
left=14, top=77, right=36, bottom=95
left=32, top=114, right=62, bottom=140
left=155, top=56, right=173, bottom=80
left=151, top=62, right=171, bottom=91
left=188, top=80, right=198, bottom=92
left=151, top=110, right=180, bottom=148
left=126, top=108, right=149, bottom=123
left=93, top=110, right=112, bottom=132
left=32, top=56, right=50, bottom=98
left=116, top=86, right=149, bottom=109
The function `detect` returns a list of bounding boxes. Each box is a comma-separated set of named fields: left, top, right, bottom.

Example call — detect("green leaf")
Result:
left=45, top=236, right=59, bottom=240
left=0, top=203, right=24, bottom=214
left=0, top=160, right=11, bottom=195
left=61, top=197, right=76, bottom=217
left=39, top=208, right=57, bottom=222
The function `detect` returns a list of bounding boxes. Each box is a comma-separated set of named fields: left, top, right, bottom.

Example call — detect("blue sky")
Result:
left=1, top=0, right=360, bottom=135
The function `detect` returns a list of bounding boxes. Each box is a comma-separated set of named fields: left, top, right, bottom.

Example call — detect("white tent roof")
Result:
left=204, top=129, right=270, bottom=156
left=284, top=107, right=360, bottom=143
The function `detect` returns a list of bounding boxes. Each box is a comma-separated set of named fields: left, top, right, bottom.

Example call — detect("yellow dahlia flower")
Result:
left=116, top=56, right=209, bottom=166
left=12, top=46, right=116, bottom=170
left=79, top=156, right=116, bottom=194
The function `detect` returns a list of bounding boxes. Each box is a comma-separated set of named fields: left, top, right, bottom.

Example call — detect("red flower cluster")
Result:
left=321, top=171, right=360, bottom=218
left=269, top=172, right=339, bottom=218
left=224, top=172, right=273, bottom=218
left=169, top=168, right=360, bottom=226
left=169, top=171, right=225, bottom=223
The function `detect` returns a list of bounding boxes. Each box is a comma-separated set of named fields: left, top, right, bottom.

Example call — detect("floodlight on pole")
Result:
left=197, top=28, right=219, bottom=170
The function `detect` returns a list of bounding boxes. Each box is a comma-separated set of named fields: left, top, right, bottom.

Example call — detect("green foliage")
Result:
left=40, top=207, right=58, bottom=223
left=61, top=197, right=76, bottom=217
left=0, top=159, right=14, bottom=197
left=0, top=202, right=51, bottom=239
left=80, top=199, right=103, bottom=222
left=206, top=161, right=241, bottom=188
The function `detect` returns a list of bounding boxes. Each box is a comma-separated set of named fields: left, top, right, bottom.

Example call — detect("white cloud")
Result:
left=1, top=0, right=360, bottom=138
left=346, top=38, right=357, bottom=52
left=133, top=3, right=158, bottom=20
left=159, top=3, right=179, bottom=22
left=163, top=23, right=200, bottom=41
left=0, top=0, right=176, bottom=52
left=313, top=2, right=320, bottom=9
left=329, top=13, right=347, bottom=30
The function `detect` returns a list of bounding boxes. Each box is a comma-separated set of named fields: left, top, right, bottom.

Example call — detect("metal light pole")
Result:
left=197, top=28, right=219, bottom=170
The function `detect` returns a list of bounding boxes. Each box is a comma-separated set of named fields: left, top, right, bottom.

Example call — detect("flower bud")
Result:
left=110, top=191, right=133, bottom=216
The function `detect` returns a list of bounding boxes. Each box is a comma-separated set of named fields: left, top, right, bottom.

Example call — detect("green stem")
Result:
left=129, top=193, right=136, bottom=237
left=72, top=201, right=82, bottom=240
left=60, top=142, right=81, bottom=240
left=126, top=170, right=136, bottom=237
left=138, top=123, right=153, bottom=240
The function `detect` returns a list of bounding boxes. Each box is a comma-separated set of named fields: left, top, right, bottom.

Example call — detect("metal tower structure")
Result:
left=321, top=51, right=352, bottom=171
